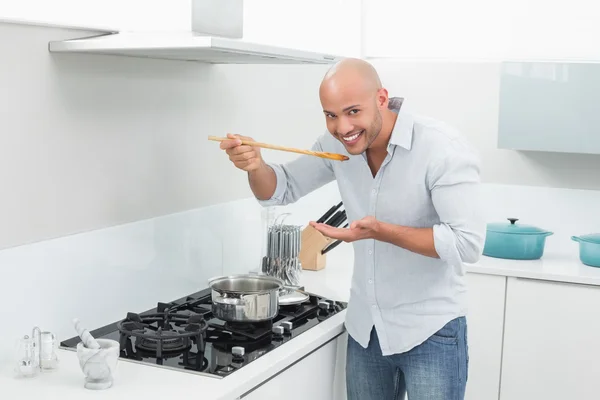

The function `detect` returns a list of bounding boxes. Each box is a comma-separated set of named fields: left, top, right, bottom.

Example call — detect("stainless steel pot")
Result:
left=207, top=274, right=283, bottom=322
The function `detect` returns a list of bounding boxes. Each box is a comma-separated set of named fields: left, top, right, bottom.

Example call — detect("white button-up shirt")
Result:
left=258, top=97, right=486, bottom=355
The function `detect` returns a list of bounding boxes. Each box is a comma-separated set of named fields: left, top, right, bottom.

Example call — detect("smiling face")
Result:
left=319, top=60, right=390, bottom=155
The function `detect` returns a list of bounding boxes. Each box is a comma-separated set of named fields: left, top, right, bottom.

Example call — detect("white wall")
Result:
left=370, top=59, right=600, bottom=190
left=0, top=21, right=332, bottom=251
left=0, top=0, right=362, bottom=57
left=0, top=0, right=189, bottom=31
left=364, top=0, right=600, bottom=61
left=0, top=19, right=341, bottom=362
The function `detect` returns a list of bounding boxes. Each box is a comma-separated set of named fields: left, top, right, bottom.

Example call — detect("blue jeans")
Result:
left=346, top=317, right=469, bottom=400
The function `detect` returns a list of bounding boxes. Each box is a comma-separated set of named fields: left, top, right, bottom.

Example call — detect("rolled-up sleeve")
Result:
left=429, top=141, right=486, bottom=266
left=257, top=134, right=336, bottom=207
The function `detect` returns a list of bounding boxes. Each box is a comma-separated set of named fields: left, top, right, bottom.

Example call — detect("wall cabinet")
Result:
left=464, top=273, right=506, bottom=400
left=498, top=61, right=600, bottom=155
left=500, top=277, right=600, bottom=400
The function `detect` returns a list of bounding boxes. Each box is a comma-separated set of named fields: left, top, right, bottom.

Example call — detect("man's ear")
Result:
left=376, top=88, right=389, bottom=109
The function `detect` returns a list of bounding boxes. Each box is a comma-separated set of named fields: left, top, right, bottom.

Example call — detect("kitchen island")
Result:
left=1, top=244, right=599, bottom=400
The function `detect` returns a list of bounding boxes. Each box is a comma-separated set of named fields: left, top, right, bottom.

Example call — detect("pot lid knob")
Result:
left=507, top=218, right=519, bottom=225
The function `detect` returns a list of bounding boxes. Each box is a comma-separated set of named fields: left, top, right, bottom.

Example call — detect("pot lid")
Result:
left=279, top=289, right=309, bottom=305
left=487, top=218, right=550, bottom=234
left=574, top=233, right=600, bottom=244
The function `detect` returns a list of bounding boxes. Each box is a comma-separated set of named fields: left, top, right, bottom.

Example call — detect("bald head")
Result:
left=320, top=58, right=382, bottom=96
left=318, top=58, right=391, bottom=155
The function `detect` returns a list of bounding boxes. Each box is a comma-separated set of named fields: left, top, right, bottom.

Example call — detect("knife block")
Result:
left=299, top=225, right=334, bottom=271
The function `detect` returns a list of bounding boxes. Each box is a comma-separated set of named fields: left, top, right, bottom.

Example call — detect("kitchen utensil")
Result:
left=327, top=211, right=347, bottom=228
left=76, top=339, right=119, bottom=390
left=262, top=214, right=302, bottom=287
left=72, top=318, right=100, bottom=349
left=571, top=233, right=600, bottom=267
left=207, top=274, right=284, bottom=322
left=279, top=288, right=310, bottom=305
left=321, top=223, right=349, bottom=255
left=317, top=201, right=343, bottom=223
left=483, top=218, right=553, bottom=260
left=208, top=135, right=349, bottom=161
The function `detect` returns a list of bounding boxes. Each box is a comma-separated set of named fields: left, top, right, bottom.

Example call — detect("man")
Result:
left=219, top=58, right=486, bottom=399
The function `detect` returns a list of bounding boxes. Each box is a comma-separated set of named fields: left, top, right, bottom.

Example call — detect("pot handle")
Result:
left=571, top=236, right=581, bottom=242
left=544, top=232, right=554, bottom=237
left=213, top=293, right=246, bottom=306
left=507, top=218, right=518, bottom=224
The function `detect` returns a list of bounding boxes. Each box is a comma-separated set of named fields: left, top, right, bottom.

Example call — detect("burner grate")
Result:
left=117, top=305, right=209, bottom=365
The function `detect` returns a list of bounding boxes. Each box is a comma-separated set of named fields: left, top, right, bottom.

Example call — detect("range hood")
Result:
left=48, top=0, right=342, bottom=64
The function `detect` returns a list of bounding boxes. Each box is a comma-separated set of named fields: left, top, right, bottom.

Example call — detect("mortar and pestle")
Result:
left=72, top=318, right=119, bottom=390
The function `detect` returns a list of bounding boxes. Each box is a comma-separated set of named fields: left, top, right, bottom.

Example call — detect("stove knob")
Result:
left=281, top=321, right=293, bottom=333
left=232, top=346, right=245, bottom=361
left=318, top=300, right=330, bottom=310
left=272, top=325, right=284, bottom=336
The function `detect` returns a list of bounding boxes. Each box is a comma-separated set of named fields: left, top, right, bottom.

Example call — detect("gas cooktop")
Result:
left=60, top=288, right=347, bottom=378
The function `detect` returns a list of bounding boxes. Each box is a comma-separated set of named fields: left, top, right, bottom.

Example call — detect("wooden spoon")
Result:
left=208, top=135, right=349, bottom=162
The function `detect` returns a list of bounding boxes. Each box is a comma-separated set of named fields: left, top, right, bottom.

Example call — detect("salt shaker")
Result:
left=14, top=335, right=39, bottom=378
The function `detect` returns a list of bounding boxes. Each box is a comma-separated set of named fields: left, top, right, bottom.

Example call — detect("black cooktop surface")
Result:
left=60, top=288, right=347, bottom=378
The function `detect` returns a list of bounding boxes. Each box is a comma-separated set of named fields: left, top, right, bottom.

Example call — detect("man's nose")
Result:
left=337, top=117, right=354, bottom=135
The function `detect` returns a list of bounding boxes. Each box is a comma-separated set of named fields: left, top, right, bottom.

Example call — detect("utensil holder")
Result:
left=299, top=225, right=334, bottom=271
left=261, top=208, right=303, bottom=286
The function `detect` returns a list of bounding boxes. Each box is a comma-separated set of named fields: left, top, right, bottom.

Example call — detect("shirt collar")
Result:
left=387, top=97, right=414, bottom=151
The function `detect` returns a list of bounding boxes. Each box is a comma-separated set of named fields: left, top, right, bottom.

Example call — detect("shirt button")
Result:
left=368, top=249, right=373, bottom=255
left=371, top=305, right=377, bottom=309
left=368, top=279, right=373, bottom=284
left=371, top=189, right=377, bottom=195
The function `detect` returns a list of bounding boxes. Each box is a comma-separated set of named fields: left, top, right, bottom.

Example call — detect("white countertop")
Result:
left=2, top=244, right=598, bottom=399
left=0, top=248, right=352, bottom=400
left=467, top=252, right=600, bottom=286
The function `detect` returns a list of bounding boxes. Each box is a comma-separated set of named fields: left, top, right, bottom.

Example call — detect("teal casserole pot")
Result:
left=571, top=233, right=600, bottom=268
left=483, top=218, right=554, bottom=260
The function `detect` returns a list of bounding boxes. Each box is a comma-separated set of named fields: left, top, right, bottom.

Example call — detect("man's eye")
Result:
left=326, top=114, right=336, bottom=119
left=349, top=109, right=359, bottom=115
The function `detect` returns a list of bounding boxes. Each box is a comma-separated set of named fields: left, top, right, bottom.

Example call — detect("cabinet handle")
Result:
left=514, top=276, right=600, bottom=289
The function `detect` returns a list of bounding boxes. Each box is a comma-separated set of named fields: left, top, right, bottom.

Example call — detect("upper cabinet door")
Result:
left=242, top=0, right=362, bottom=58
left=364, top=0, right=600, bottom=61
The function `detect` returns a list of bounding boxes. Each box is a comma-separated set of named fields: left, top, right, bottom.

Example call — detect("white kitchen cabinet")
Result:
left=241, top=335, right=346, bottom=399
left=464, top=273, right=506, bottom=400
left=242, top=0, right=362, bottom=58
left=500, top=277, right=600, bottom=400
left=498, top=61, right=600, bottom=155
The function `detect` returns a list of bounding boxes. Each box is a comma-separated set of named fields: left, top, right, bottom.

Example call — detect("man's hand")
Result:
left=311, top=216, right=440, bottom=258
left=220, top=133, right=264, bottom=172
left=309, top=216, right=380, bottom=243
